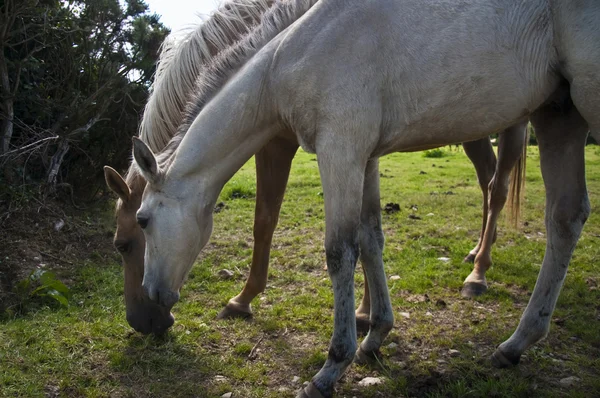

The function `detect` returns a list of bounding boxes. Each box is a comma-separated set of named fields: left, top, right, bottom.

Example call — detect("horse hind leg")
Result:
left=354, top=160, right=394, bottom=364
left=462, top=123, right=528, bottom=297
left=492, top=94, right=589, bottom=367
left=462, top=137, right=497, bottom=263
left=218, top=137, right=298, bottom=319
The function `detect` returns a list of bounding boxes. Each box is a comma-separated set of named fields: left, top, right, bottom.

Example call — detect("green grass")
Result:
left=2, top=146, right=600, bottom=397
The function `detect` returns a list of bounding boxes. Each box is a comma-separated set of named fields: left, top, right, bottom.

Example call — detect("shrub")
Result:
left=423, top=148, right=446, bottom=158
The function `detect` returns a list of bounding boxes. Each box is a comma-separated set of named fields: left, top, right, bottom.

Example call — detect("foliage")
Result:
left=0, top=0, right=169, bottom=199
left=423, top=148, right=446, bottom=158
left=9, top=268, right=71, bottom=313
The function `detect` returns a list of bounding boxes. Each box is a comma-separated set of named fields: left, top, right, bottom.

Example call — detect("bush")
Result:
left=423, top=148, right=446, bottom=158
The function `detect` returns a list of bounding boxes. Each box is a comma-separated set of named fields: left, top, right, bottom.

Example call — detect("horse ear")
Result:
left=104, top=166, right=131, bottom=202
left=132, top=137, right=161, bottom=185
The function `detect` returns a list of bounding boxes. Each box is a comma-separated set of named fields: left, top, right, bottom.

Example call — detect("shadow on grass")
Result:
left=110, top=332, right=215, bottom=397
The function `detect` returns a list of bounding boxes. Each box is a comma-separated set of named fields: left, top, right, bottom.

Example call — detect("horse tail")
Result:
left=506, top=125, right=529, bottom=227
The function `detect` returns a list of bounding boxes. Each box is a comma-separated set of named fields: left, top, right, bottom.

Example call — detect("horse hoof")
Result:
left=355, top=315, right=371, bottom=336
left=490, top=348, right=520, bottom=368
left=296, top=382, right=326, bottom=398
left=461, top=282, right=487, bottom=298
left=463, top=253, right=476, bottom=263
left=216, top=302, right=253, bottom=320
left=354, top=346, right=380, bottom=366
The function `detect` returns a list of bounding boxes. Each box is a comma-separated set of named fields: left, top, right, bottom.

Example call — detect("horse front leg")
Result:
left=492, top=97, right=589, bottom=367
left=218, top=137, right=298, bottom=319
left=462, top=137, right=497, bottom=264
left=299, top=149, right=367, bottom=398
left=462, top=123, right=528, bottom=297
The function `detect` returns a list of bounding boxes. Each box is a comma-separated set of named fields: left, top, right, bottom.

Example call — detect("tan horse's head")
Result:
left=104, top=166, right=175, bottom=335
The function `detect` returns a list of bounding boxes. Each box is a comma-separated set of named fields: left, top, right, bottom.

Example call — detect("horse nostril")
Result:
left=136, top=215, right=149, bottom=229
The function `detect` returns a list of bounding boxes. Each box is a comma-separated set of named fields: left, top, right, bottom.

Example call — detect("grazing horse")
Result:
left=132, top=0, right=598, bottom=396
left=105, top=0, right=528, bottom=335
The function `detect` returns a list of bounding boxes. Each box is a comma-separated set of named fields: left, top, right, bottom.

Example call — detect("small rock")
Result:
left=435, top=299, right=447, bottom=308
left=387, top=342, right=398, bottom=350
left=436, top=359, right=446, bottom=364
left=408, top=214, right=421, bottom=220
left=54, top=219, right=65, bottom=232
left=426, top=213, right=434, bottom=216
left=214, top=202, right=226, bottom=213
left=292, top=376, right=300, bottom=383
left=358, top=377, right=384, bottom=387
left=448, top=349, right=461, bottom=357
left=218, top=269, right=234, bottom=279
left=425, top=311, right=433, bottom=316
left=437, top=257, right=450, bottom=262
left=396, top=360, right=407, bottom=369
left=399, top=312, right=410, bottom=319
left=389, top=275, right=401, bottom=281
left=559, top=376, right=581, bottom=387
left=419, top=170, right=427, bottom=175
left=303, top=381, right=309, bottom=387
left=214, top=375, right=227, bottom=383
left=221, top=393, right=233, bottom=398
left=33, top=256, right=40, bottom=261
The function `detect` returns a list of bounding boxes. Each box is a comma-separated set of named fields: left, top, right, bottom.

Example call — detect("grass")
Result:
left=1, top=146, right=599, bottom=397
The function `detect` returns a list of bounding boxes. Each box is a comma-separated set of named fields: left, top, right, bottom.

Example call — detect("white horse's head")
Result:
left=132, top=138, right=214, bottom=309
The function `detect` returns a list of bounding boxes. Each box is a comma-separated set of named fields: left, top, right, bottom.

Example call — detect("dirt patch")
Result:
left=0, top=196, right=116, bottom=310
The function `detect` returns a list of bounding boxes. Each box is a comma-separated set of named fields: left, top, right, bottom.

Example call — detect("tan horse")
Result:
left=131, top=0, right=598, bottom=395
left=105, top=0, right=528, bottom=334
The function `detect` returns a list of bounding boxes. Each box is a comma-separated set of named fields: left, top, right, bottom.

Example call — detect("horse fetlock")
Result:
left=473, top=253, right=492, bottom=273
left=369, top=316, right=394, bottom=337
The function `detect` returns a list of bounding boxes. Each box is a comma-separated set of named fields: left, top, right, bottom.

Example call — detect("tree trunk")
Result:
left=45, top=139, right=69, bottom=191
left=0, top=51, right=13, bottom=155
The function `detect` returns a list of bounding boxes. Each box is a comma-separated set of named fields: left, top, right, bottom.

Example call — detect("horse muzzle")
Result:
left=126, top=304, right=175, bottom=335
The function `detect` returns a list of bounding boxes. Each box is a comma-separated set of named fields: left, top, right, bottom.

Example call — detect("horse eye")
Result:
left=114, top=240, right=131, bottom=253
left=136, top=215, right=149, bottom=229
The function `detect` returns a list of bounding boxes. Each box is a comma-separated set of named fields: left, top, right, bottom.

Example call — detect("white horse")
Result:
left=132, top=0, right=599, bottom=396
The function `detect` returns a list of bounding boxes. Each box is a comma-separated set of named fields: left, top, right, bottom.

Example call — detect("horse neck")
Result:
left=166, top=53, right=280, bottom=201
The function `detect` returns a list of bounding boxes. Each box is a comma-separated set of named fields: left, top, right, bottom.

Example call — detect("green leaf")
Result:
left=45, top=290, right=69, bottom=307
left=39, top=272, right=71, bottom=296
